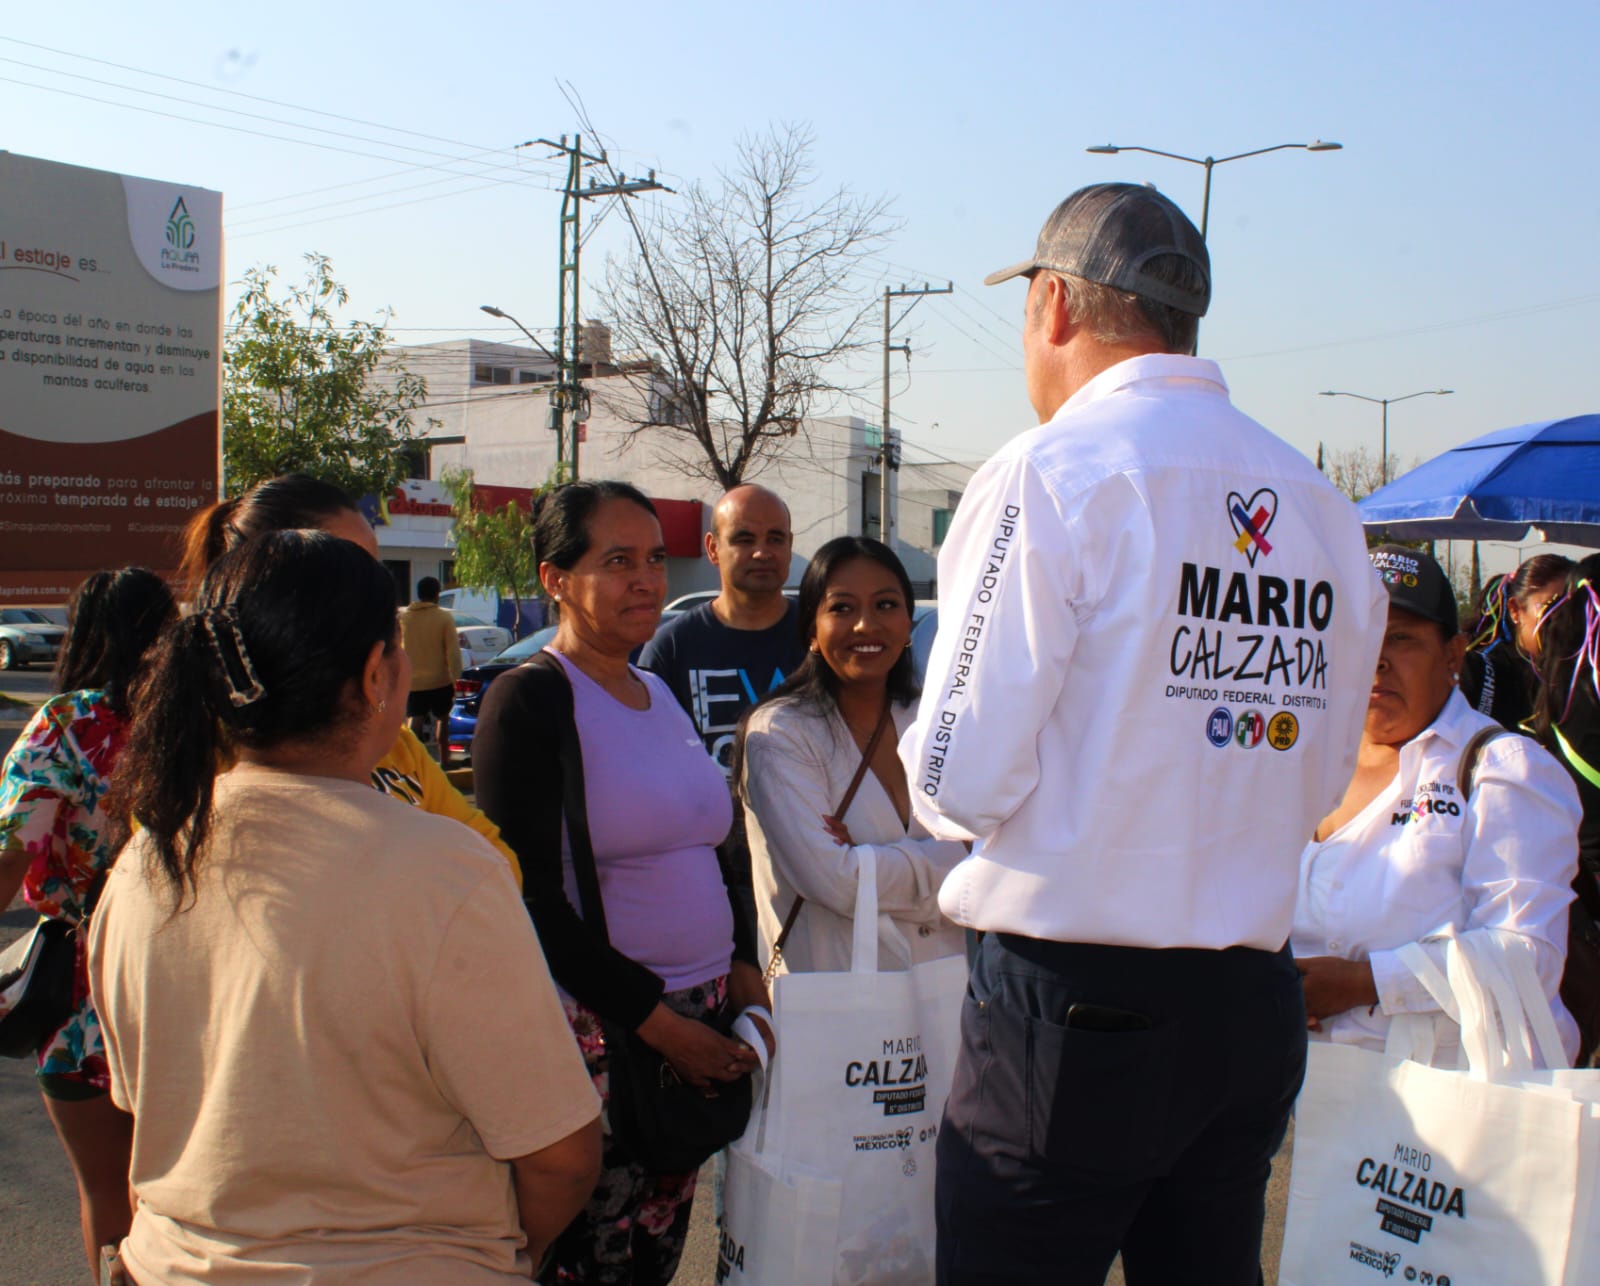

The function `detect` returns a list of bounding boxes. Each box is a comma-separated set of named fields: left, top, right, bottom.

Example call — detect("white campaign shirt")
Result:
left=900, top=353, right=1387, bottom=951
left=1292, top=688, right=1582, bottom=1062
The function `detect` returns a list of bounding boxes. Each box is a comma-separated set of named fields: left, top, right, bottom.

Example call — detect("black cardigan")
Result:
left=473, top=657, right=757, bottom=1031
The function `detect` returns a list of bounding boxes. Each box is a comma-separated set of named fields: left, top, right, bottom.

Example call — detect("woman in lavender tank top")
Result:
left=475, top=481, right=772, bottom=1285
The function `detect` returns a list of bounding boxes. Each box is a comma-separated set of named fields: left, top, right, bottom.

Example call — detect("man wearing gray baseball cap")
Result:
left=901, top=183, right=1387, bottom=1283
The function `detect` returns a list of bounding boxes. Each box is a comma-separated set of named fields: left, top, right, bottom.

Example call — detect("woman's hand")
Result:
left=727, top=961, right=776, bottom=1060
left=822, top=813, right=853, bottom=846
left=1297, top=955, right=1380, bottom=1025
left=635, top=1003, right=760, bottom=1089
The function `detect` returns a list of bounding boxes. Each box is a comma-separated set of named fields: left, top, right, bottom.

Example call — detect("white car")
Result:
left=452, top=612, right=513, bottom=669
left=0, top=607, right=66, bottom=670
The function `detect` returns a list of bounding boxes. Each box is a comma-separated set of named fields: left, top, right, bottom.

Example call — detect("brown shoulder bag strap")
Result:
left=765, top=700, right=894, bottom=981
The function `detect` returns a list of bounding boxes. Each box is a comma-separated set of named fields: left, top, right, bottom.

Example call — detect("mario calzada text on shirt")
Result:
left=1168, top=561, right=1334, bottom=695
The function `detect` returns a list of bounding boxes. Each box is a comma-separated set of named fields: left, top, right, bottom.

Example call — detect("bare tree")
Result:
left=1321, top=445, right=1406, bottom=504
left=595, top=124, right=895, bottom=488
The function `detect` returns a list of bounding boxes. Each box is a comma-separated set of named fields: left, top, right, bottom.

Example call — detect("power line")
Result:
left=0, top=72, right=557, bottom=190
left=0, top=56, right=556, bottom=183
left=867, top=255, right=1025, bottom=337
left=943, top=296, right=1025, bottom=366
left=1217, top=290, right=1600, bottom=363
left=228, top=166, right=541, bottom=227
left=228, top=175, right=554, bottom=240
left=0, top=37, right=560, bottom=166
left=228, top=152, right=528, bottom=212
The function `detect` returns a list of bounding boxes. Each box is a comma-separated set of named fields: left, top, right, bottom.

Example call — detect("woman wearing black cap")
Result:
left=1290, top=545, right=1583, bottom=1066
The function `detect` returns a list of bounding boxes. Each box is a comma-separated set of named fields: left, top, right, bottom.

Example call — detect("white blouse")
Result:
left=742, top=696, right=966, bottom=974
left=1291, top=689, right=1582, bottom=1063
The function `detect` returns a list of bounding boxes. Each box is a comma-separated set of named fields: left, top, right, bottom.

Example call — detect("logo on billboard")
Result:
left=165, top=197, right=196, bottom=250
left=160, top=196, right=201, bottom=274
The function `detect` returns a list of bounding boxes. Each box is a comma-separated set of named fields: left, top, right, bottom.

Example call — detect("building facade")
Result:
left=386, top=335, right=973, bottom=597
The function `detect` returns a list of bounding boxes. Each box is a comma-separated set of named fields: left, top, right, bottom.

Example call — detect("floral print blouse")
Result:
left=0, top=689, right=129, bottom=1083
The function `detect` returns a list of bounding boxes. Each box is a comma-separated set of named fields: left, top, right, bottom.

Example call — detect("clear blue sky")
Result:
left=4, top=0, right=1595, bottom=568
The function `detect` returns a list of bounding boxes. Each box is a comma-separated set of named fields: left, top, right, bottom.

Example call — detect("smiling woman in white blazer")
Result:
left=736, top=537, right=966, bottom=974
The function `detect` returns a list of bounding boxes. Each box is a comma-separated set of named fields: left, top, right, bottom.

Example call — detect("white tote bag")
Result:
left=736, top=847, right=966, bottom=1286
left=1280, top=930, right=1589, bottom=1286
left=720, top=1070, right=845, bottom=1286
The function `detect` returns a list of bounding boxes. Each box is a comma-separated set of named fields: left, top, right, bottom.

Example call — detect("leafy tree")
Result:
left=441, top=468, right=543, bottom=638
left=223, top=253, right=431, bottom=498
left=596, top=123, right=896, bottom=487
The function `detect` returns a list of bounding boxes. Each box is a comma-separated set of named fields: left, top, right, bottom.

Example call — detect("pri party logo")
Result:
left=166, top=197, right=196, bottom=250
left=1234, top=710, right=1266, bottom=749
left=1227, top=488, right=1278, bottom=567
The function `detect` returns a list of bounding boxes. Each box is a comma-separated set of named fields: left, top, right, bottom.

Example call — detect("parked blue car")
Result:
left=446, top=621, right=661, bottom=763
left=445, top=627, right=557, bottom=763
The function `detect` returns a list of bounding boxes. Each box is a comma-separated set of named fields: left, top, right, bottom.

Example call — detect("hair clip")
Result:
left=1532, top=589, right=1568, bottom=642
left=202, top=604, right=268, bottom=707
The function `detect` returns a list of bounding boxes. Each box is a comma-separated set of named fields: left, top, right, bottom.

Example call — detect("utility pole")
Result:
left=874, top=282, right=951, bottom=542
left=529, top=135, right=668, bottom=480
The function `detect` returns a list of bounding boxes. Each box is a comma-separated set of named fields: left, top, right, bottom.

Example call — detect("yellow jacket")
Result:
left=401, top=601, right=462, bottom=691
left=373, top=728, right=521, bottom=889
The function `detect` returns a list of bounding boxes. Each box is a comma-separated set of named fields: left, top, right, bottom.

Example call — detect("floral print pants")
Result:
left=541, top=975, right=728, bottom=1285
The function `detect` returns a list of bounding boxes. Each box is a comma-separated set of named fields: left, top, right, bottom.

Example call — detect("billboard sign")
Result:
left=0, top=152, right=222, bottom=600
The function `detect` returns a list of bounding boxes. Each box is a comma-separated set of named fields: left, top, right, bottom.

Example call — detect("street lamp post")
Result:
left=1319, top=388, right=1455, bottom=487
left=1084, top=140, right=1339, bottom=352
left=1084, top=140, right=1342, bottom=243
left=480, top=304, right=577, bottom=477
left=480, top=304, right=558, bottom=363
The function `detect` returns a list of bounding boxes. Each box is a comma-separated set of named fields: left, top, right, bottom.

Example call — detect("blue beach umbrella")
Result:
left=1357, top=415, right=1600, bottom=546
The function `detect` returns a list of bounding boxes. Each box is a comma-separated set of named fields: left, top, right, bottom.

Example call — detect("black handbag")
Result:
left=531, top=653, right=753, bottom=1173
left=0, top=916, right=77, bottom=1059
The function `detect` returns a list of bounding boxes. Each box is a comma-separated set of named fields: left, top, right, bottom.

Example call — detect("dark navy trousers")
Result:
left=936, top=932, right=1306, bottom=1285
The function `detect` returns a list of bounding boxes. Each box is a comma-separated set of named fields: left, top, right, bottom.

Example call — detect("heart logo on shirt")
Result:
left=1227, top=488, right=1278, bottom=567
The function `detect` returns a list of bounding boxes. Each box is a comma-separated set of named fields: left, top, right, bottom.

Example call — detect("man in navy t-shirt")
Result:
left=640, top=484, right=805, bottom=776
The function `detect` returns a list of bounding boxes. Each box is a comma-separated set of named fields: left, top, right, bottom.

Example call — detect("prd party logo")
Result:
left=1227, top=488, right=1278, bottom=567
left=166, top=196, right=196, bottom=250
left=1234, top=710, right=1266, bottom=748
left=1267, top=711, right=1300, bottom=751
